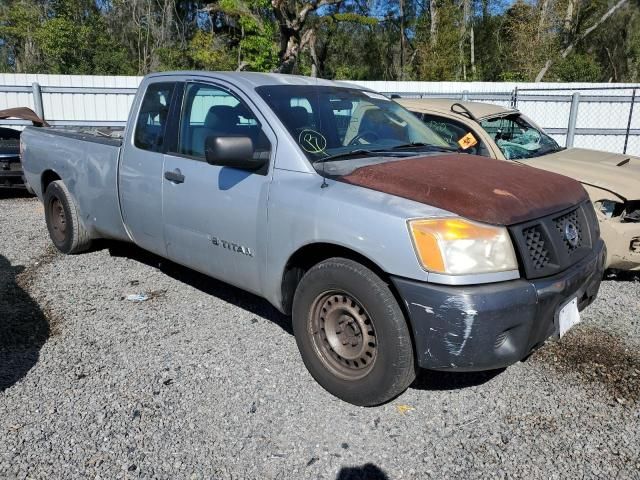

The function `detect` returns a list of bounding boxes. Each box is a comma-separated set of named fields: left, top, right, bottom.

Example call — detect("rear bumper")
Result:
left=0, top=159, right=25, bottom=188
left=392, top=240, right=606, bottom=371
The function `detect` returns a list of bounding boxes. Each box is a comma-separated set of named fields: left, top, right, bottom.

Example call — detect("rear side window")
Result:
left=134, top=82, right=176, bottom=152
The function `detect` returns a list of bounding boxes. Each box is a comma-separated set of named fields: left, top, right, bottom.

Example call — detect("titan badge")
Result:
left=209, top=235, right=254, bottom=257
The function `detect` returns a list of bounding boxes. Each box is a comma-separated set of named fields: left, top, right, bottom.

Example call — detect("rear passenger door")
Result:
left=120, top=81, right=178, bottom=256
left=161, top=81, right=274, bottom=295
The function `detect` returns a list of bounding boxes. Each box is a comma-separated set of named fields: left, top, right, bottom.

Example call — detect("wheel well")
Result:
left=41, top=170, right=61, bottom=194
left=280, top=243, right=392, bottom=315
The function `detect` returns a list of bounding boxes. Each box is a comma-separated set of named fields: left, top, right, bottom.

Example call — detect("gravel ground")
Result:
left=1, top=193, right=639, bottom=480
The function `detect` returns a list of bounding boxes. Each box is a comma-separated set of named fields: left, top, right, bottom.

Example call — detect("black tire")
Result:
left=43, top=180, right=91, bottom=254
left=292, top=257, right=416, bottom=406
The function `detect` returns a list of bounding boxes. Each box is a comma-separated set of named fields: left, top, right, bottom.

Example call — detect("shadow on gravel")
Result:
left=604, top=269, right=640, bottom=282
left=336, top=463, right=389, bottom=480
left=410, top=367, right=505, bottom=391
left=105, top=241, right=293, bottom=335
left=0, top=254, right=49, bottom=391
left=0, top=189, right=33, bottom=200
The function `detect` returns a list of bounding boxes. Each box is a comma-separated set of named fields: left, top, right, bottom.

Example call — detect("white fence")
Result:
left=0, top=74, right=140, bottom=126
left=1, top=74, right=639, bottom=155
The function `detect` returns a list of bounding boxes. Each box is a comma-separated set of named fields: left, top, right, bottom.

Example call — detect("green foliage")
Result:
left=0, top=0, right=136, bottom=74
left=550, top=54, right=603, bottom=82
left=237, top=0, right=278, bottom=71
left=0, top=0, right=639, bottom=82
left=186, top=30, right=237, bottom=71
left=498, top=71, right=529, bottom=82
left=414, top=2, right=464, bottom=80
left=332, top=13, right=378, bottom=25
left=628, top=14, right=640, bottom=81
left=0, top=0, right=43, bottom=72
left=36, top=17, right=94, bottom=74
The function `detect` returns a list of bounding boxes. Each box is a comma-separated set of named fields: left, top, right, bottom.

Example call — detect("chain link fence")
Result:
left=513, top=87, right=639, bottom=155
left=387, top=86, right=640, bottom=156
left=0, top=79, right=638, bottom=155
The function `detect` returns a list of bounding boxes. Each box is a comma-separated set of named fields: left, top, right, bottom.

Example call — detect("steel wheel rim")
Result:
left=49, top=197, right=67, bottom=244
left=309, top=290, right=378, bottom=380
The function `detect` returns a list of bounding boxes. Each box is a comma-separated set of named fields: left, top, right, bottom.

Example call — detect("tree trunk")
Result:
left=535, top=0, right=628, bottom=81
left=275, top=31, right=301, bottom=74
left=301, top=28, right=320, bottom=77
left=470, top=23, right=476, bottom=78
left=563, top=0, right=577, bottom=41
left=399, top=0, right=405, bottom=80
left=459, top=0, right=469, bottom=80
left=430, top=0, right=438, bottom=46
left=238, top=24, right=244, bottom=70
left=271, top=0, right=342, bottom=73
left=605, top=47, right=618, bottom=82
left=537, top=0, right=550, bottom=41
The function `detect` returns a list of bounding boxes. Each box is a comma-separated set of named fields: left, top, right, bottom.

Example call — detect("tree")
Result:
left=535, top=0, right=628, bottom=81
left=201, top=0, right=278, bottom=71
left=271, top=0, right=343, bottom=73
left=1, top=0, right=640, bottom=82
left=0, top=0, right=45, bottom=72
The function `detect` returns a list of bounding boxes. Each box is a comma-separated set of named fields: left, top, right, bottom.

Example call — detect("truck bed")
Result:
left=21, top=125, right=130, bottom=242
left=35, top=126, right=125, bottom=147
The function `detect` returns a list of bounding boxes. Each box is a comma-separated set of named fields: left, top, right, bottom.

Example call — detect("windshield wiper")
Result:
left=313, top=143, right=457, bottom=164
left=313, top=149, right=385, bottom=164
left=387, top=142, right=458, bottom=152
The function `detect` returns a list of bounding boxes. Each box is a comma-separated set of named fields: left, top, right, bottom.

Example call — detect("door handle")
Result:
left=164, top=168, right=185, bottom=184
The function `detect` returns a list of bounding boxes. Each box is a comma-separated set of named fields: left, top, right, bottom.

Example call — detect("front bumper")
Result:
left=601, top=219, right=640, bottom=271
left=392, top=239, right=606, bottom=371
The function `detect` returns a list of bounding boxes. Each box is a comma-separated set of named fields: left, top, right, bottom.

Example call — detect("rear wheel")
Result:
left=44, top=180, right=91, bottom=254
left=292, top=257, right=416, bottom=406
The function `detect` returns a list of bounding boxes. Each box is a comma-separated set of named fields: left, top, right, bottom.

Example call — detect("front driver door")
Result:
left=161, top=81, right=274, bottom=295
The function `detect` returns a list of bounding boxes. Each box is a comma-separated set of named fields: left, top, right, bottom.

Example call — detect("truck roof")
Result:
left=146, top=71, right=361, bottom=90
left=397, top=98, right=518, bottom=120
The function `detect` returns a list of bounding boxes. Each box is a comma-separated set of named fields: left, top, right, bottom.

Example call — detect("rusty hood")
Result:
left=522, top=148, right=640, bottom=201
left=0, top=107, right=49, bottom=127
left=337, top=153, right=588, bottom=226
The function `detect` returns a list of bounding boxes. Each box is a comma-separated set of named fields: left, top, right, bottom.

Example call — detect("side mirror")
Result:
left=205, top=135, right=264, bottom=170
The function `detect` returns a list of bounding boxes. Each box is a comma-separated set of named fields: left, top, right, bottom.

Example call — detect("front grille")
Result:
left=510, top=201, right=598, bottom=279
left=522, top=226, right=550, bottom=270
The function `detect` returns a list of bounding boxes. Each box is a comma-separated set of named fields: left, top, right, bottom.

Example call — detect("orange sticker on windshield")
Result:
left=458, top=132, right=478, bottom=150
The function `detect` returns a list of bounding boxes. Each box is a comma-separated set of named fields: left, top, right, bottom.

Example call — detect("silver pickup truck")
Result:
left=22, top=72, right=605, bottom=406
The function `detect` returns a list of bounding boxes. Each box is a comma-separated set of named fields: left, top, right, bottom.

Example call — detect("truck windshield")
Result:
left=256, top=85, right=449, bottom=162
left=480, top=114, right=563, bottom=160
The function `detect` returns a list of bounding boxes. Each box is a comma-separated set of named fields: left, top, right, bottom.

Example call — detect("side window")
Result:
left=422, top=114, right=488, bottom=156
left=135, top=82, right=176, bottom=152
left=178, top=83, right=271, bottom=159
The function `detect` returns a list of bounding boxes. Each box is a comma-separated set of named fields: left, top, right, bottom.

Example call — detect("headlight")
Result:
left=408, top=217, right=518, bottom=275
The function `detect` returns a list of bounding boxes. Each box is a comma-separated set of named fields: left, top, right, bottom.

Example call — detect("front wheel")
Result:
left=292, top=258, right=416, bottom=406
